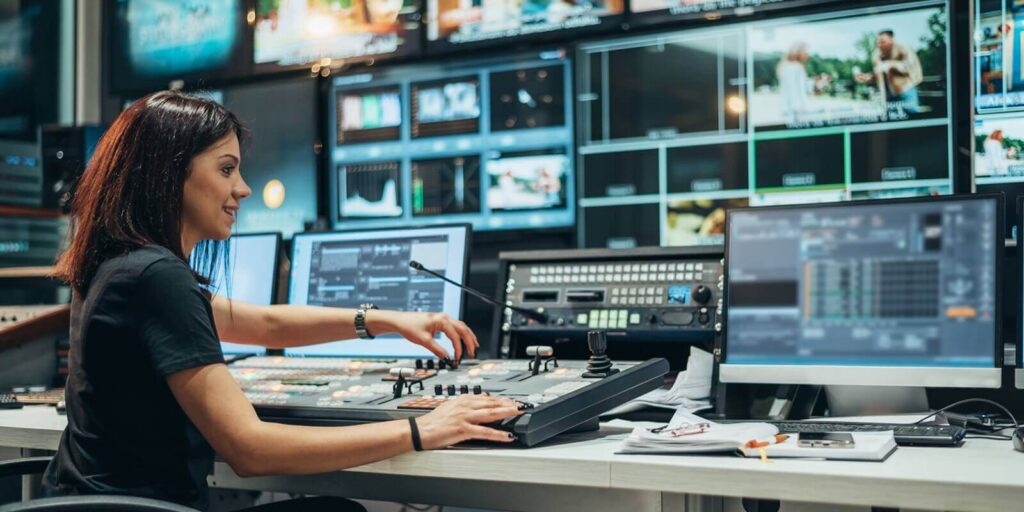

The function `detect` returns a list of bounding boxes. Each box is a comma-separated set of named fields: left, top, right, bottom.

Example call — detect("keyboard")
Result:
left=719, top=420, right=966, bottom=446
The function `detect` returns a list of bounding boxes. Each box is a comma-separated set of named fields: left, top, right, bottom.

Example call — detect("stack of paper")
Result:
left=606, top=348, right=714, bottom=416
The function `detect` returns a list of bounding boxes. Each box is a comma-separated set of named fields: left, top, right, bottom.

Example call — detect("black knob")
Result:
left=434, top=384, right=443, bottom=395
left=459, top=384, right=469, bottom=395
left=415, top=359, right=424, bottom=369
left=438, top=359, right=447, bottom=370
left=693, top=286, right=712, bottom=305
left=646, top=313, right=658, bottom=325
left=446, top=384, right=456, bottom=396
left=587, top=331, right=607, bottom=356
left=426, top=360, right=435, bottom=370
left=473, top=385, right=482, bottom=395
left=555, top=317, right=566, bottom=326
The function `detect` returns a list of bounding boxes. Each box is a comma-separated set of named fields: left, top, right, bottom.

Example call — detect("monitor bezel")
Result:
left=287, top=223, right=474, bottom=322
left=1017, top=196, right=1024, bottom=389
left=720, top=193, right=1004, bottom=388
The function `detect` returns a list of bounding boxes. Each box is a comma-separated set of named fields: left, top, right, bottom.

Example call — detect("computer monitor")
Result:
left=720, top=195, right=1002, bottom=389
left=205, top=233, right=282, bottom=356
left=1017, top=197, right=1024, bottom=389
left=286, top=224, right=471, bottom=358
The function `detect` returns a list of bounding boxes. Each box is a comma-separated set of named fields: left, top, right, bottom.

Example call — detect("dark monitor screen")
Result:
left=426, top=0, right=623, bottom=52
left=0, top=0, right=61, bottom=141
left=253, top=0, right=421, bottom=70
left=221, top=77, right=319, bottom=238
left=577, top=1, right=955, bottom=249
left=107, top=0, right=250, bottom=93
left=328, top=50, right=575, bottom=232
left=286, top=225, right=470, bottom=358
left=722, top=196, right=1001, bottom=388
left=204, top=233, right=281, bottom=355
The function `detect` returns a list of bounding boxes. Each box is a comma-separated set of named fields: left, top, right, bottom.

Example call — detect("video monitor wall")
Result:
left=426, top=0, right=624, bottom=52
left=973, top=0, right=1024, bottom=239
left=328, top=50, right=575, bottom=231
left=107, top=0, right=250, bottom=93
left=0, top=0, right=61, bottom=141
left=577, top=1, right=954, bottom=248
left=253, top=0, right=422, bottom=70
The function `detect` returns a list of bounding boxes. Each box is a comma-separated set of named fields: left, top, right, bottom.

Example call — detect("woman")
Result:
left=43, top=91, right=522, bottom=511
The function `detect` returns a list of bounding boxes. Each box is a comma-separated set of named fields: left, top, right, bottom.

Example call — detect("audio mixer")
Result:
left=495, top=246, right=724, bottom=357
left=230, top=346, right=669, bottom=447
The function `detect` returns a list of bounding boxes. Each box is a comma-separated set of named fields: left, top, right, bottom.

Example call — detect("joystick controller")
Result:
left=582, top=331, right=619, bottom=379
left=526, top=345, right=557, bottom=376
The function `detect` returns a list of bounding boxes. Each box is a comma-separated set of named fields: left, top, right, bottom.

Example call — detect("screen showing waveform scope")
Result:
left=749, top=5, right=949, bottom=131
left=108, top=0, right=248, bottom=92
left=410, top=77, right=481, bottom=138
left=427, top=0, right=623, bottom=49
left=666, top=142, right=748, bottom=194
left=411, top=155, right=481, bottom=216
left=287, top=225, right=469, bottom=357
left=725, top=198, right=999, bottom=369
left=338, top=161, right=403, bottom=219
left=489, top=64, right=565, bottom=131
left=975, top=0, right=1024, bottom=112
left=253, top=0, right=421, bottom=68
left=0, top=1, right=60, bottom=141
left=336, top=87, right=402, bottom=145
left=485, top=149, right=568, bottom=211
left=200, top=234, right=280, bottom=355
left=580, top=30, right=744, bottom=142
left=583, top=203, right=660, bottom=249
left=582, top=149, right=660, bottom=199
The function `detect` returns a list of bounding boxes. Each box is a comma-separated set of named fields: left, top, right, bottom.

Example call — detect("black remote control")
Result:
left=0, top=392, right=23, bottom=409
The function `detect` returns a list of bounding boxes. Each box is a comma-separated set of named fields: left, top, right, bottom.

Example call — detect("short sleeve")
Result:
left=135, top=257, right=225, bottom=376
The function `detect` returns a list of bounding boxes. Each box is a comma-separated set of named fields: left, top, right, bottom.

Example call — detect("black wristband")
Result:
left=408, top=417, right=423, bottom=452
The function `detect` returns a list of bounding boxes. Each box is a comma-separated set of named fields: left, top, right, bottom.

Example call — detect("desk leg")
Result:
left=662, top=493, right=723, bottom=512
left=20, top=448, right=49, bottom=501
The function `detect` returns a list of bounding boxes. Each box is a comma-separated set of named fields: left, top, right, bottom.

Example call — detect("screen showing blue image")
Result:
left=201, top=234, right=281, bottom=356
left=667, top=285, right=691, bottom=305
left=109, top=0, right=249, bottom=93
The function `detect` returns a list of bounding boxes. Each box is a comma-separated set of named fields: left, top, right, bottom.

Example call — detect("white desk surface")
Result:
left=2, top=406, right=1023, bottom=512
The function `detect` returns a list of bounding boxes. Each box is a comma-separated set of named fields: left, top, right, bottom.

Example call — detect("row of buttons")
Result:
left=532, top=272, right=704, bottom=285
left=612, top=296, right=661, bottom=305
left=576, top=310, right=641, bottom=329
left=531, top=262, right=705, bottom=274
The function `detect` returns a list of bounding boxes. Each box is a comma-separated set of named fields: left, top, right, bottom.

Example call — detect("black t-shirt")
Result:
left=41, top=245, right=226, bottom=510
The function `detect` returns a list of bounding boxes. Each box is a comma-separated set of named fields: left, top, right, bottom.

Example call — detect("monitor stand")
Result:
left=824, top=385, right=928, bottom=417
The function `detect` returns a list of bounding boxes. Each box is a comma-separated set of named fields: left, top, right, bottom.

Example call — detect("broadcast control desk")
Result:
left=1, top=407, right=1023, bottom=511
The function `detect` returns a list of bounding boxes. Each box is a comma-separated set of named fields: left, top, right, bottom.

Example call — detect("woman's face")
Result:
left=181, top=133, right=250, bottom=247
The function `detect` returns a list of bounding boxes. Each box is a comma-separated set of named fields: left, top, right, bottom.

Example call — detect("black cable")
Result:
left=913, top=398, right=1019, bottom=431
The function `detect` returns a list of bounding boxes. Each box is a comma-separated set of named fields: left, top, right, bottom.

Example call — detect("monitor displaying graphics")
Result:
left=629, top=0, right=846, bottom=27
left=328, top=50, right=574, bottom=232
left=253, top=0, right=421, bottom=69
left=107, top=0, right=249, bottom=93
left=975, top=0, right=1024, bottom=112
left=0, top=0, right=61, bottom=141
left=426, top=0, right=623, bottom=52
left=721, top=195, right=1002, bottom=389
left=576, top=1, right=955, bottom=249
left=1018, top=196, right=1024, bottom=389
left=201, top=233, right=281, bottom=356
left=287, top=225, right=470, bottom=358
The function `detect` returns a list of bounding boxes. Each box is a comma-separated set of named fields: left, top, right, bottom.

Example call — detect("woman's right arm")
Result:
left=167, top=363, right=522, bottom=477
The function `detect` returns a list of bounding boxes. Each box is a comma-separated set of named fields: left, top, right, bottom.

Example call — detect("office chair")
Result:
left=0, top=456, right=198, bottom=512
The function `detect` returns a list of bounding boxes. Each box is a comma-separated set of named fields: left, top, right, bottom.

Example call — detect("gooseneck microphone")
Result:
left=409, top=260, right=549, bottom=323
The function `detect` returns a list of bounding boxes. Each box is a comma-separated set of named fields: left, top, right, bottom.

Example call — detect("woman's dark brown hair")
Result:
left=55, top=91, right=247, bottom=294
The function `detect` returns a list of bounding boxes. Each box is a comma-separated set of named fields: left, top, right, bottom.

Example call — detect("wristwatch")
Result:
left=355, top=303, right=379, bottom=339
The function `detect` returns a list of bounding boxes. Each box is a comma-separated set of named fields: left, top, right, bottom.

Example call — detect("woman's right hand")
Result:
left=414, top=395, right=524, bottom=450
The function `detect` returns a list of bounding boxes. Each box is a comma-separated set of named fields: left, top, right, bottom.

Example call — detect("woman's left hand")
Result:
left=369, top=310, right=479, bottom=361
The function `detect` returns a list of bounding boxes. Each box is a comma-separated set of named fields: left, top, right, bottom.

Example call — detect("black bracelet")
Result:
left=408, top=417, right=423, bottom=452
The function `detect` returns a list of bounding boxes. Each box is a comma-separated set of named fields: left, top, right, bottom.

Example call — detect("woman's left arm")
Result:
left=211, top=296, right=478, bottom=359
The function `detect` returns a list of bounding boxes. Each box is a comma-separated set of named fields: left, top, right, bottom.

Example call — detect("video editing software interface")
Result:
left=204, top=234, right=280, bottom=356
left=287, top=226, right=469, bottom=358
left=329, top=51, right=574, bottom=232
left=577, top=1, right=955, bottom=249
left=974, top=0, right=1024, bottom=238
left=725, top=198, right=998, bottom=369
